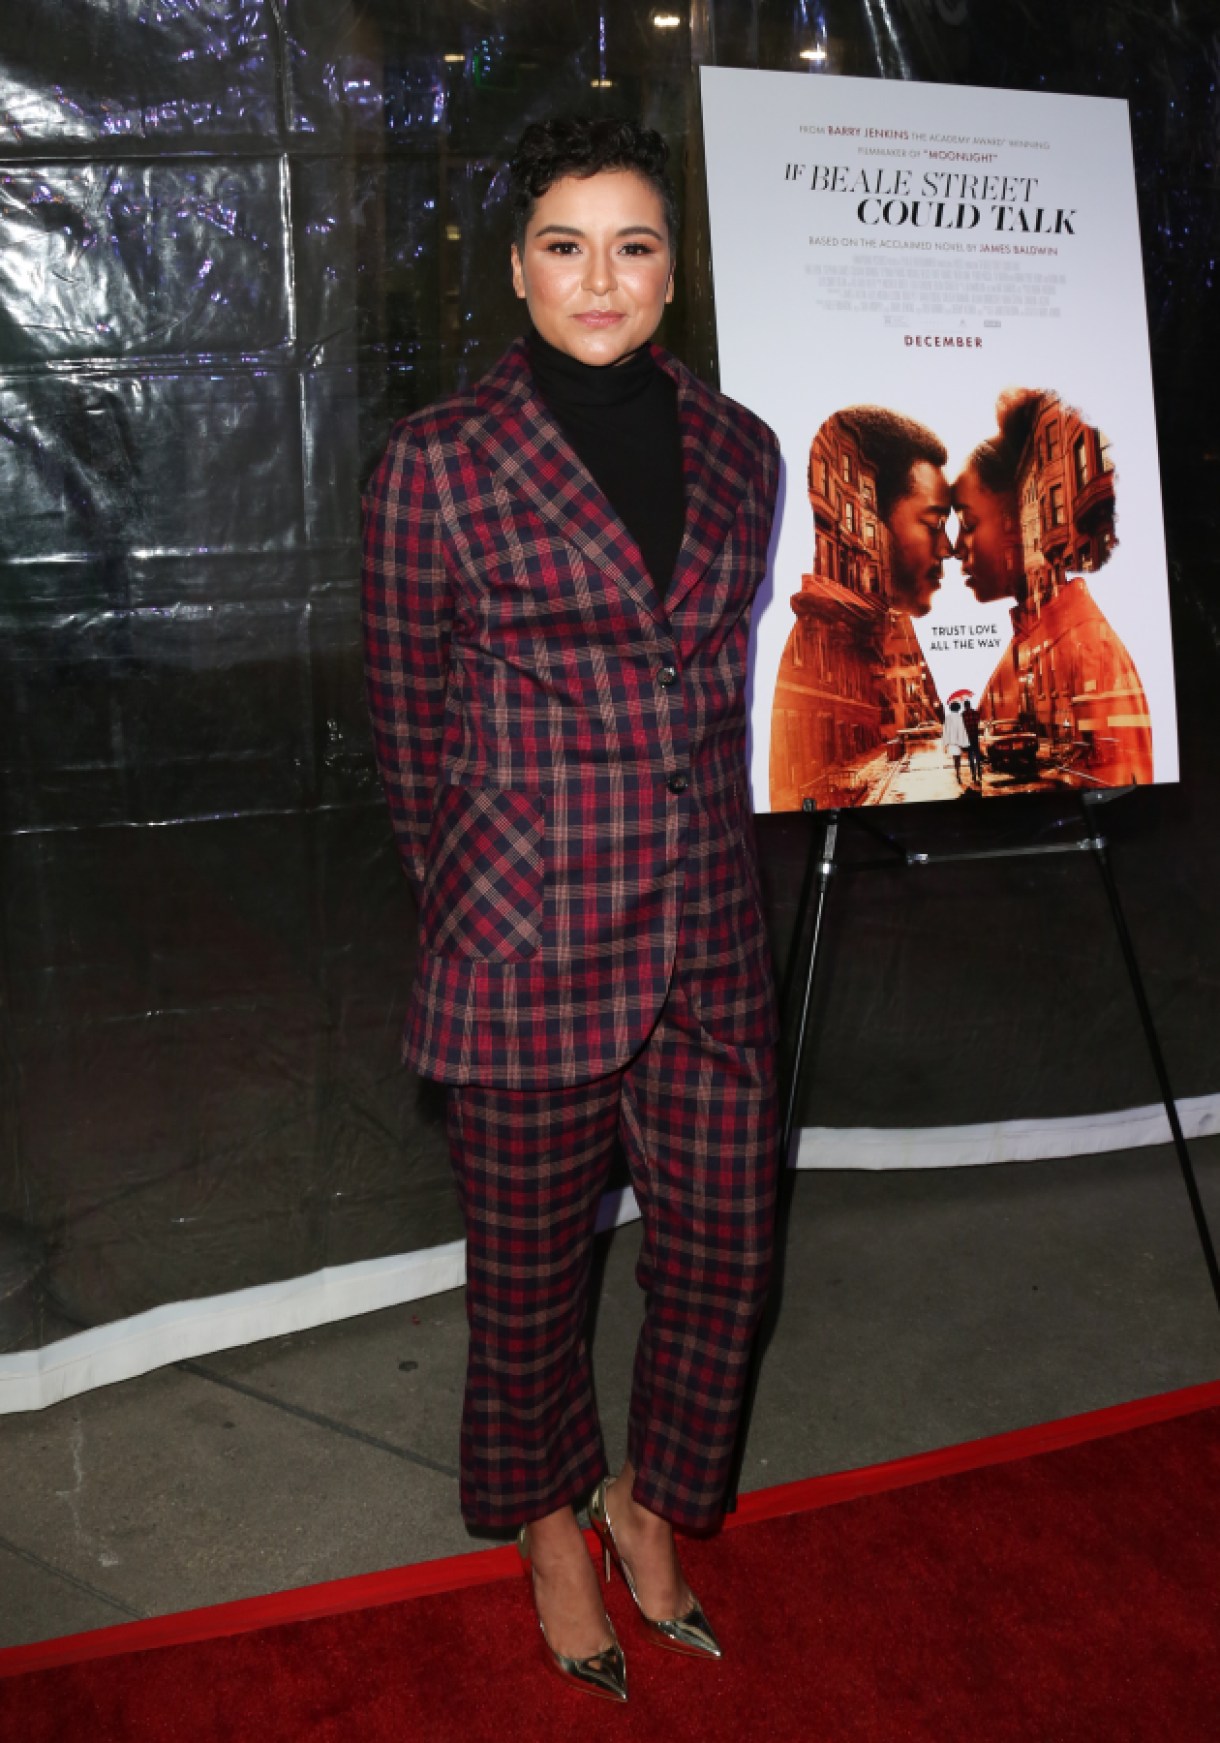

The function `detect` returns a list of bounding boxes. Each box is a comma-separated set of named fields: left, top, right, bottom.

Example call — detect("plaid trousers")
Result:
left=445, top=956, right=779, bottom=1533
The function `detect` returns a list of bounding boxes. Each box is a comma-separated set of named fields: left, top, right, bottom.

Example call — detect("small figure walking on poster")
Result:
left=943, top=699, right=970, bottom=787
left=962, top=701, right=984, bottom=786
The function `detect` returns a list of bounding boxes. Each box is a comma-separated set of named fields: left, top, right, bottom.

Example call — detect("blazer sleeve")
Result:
left=361, top=427, right=455, bottom=895
left=760, top=424, right=781, bottom=529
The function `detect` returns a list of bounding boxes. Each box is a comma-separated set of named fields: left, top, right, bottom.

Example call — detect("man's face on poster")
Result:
left=885, top=460, right=954, bottom=616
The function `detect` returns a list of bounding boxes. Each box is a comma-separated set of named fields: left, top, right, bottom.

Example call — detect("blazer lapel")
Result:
left=463, top=341, right=665, bottom=626
left=658, top=349, right=757, bottom=616
left=462, top=340, right=757, bottom=622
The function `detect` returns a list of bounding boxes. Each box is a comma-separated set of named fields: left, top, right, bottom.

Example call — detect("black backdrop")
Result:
left=1, top=0, right=1217, bottom=1353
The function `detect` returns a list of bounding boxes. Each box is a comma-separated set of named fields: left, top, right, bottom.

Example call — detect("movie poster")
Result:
left=700, top=68, right=1178, bottom=809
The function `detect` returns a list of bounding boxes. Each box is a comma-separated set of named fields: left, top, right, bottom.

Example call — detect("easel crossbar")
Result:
left=776, top=804, right=1220, bottom=1319
left=907, top=836, right=1103, bottom=868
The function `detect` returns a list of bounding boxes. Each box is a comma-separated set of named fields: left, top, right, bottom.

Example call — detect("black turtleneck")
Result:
left=526, top=327, right=686, bottom=599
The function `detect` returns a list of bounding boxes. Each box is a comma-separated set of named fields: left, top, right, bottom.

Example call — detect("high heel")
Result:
left=516, top=1526, right=628, bottom=1702
left=588, top=1478, right=722, bottom=1660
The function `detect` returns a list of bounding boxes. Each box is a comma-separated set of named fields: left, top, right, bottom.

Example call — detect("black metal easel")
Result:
left=727, top=787, right=1220, bottom=1508
left=781, top=787, right=1220, bottom=1310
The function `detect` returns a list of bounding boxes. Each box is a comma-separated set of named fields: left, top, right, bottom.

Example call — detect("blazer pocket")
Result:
left=420, top=784, right=544, bottom=962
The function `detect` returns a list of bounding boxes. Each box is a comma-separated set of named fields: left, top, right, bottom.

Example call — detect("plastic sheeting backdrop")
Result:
left=1, top=1, right=1217, bottom=1355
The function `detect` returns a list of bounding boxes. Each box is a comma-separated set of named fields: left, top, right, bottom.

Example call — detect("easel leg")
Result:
left=726, top=809, right=840, bottom=1507
left=777, top=803, right=822, bottom=1016
left=1083, top=798, right=1220, bottom=1317
left=781, top=813, right=840, bottom=1161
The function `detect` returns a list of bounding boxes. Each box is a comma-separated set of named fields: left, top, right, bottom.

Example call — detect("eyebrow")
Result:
left=533, top=223, right=666, bottom=241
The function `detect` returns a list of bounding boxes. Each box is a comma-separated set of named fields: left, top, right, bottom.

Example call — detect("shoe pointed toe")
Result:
left=518, top=1524, right=630, bottom=1702
left=561, top=1639, right=629, bottom=1702
left=651, top=1599, right=722, bottom=1659
left=588, top=1479, right=723, bottom=1660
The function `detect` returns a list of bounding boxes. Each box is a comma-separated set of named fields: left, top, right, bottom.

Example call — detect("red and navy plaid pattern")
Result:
left=420, top=784, right=544, bottom=961
left=362, top=338, right=780, bottom=1087
left=447, top=961, right=779, bottom=1532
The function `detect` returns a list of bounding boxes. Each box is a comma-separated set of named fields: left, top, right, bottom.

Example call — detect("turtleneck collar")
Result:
left=520, top=324, right=684, bottom=598
left=525, top=325, right=658, bottom=410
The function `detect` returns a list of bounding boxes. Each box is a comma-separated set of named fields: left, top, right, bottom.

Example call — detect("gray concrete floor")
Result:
left=1, top=1138, right=1218, bottom=1651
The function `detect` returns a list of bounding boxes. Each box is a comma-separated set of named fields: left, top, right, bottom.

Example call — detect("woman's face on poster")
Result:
left=952, top=464, right=1023, bottom=604
left=510, top=169, right=675, bottom=367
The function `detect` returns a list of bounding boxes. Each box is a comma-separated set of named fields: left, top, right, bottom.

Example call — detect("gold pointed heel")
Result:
left=516, top=1527, right=629, bottom=1702
left=588, top=1479, right=723, bottom=1660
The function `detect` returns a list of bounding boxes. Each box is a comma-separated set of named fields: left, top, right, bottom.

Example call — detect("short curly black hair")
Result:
left=508, top=115, right=678, bottom=252
left=833, top=407, right=948, bottom=523
left=966, top=388, right=1049, bottom=495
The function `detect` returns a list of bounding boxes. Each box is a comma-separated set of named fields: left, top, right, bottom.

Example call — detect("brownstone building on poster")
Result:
left=982, top=394, right=1153, bottom=787
left=771, top=418, right=939, bottom=810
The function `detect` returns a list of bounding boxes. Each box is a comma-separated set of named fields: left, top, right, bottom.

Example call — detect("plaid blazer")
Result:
left=362, top=338, right=780, bottom=1087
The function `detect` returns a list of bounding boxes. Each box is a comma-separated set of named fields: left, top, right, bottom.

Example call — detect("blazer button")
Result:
left=657, top=664, right=677, bottom=687
left=667, top=773, right=689, bottom=794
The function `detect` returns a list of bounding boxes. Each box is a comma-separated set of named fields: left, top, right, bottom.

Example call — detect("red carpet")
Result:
left=2, top=1382, right=1218, bottom=1741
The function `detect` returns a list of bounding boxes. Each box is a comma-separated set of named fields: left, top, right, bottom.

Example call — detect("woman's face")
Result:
left=511, top=169, right=674, bottom=366
left=952, top=463, right=1023, bottom=603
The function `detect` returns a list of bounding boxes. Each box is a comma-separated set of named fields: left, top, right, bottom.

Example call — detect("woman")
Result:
left=954, top=389, right=1153, bottom=787
left=942, top=698, right=971, bottom=788
left=362, top=117, right=781, bottom=1703
left=952, top=402, right=1031, bottom=613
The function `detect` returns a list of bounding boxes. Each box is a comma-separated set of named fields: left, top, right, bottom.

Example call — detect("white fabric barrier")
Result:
left=3, top=1093, right=1217, bottom=1415
left=791, top=1094, right=1220, bottom=1171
